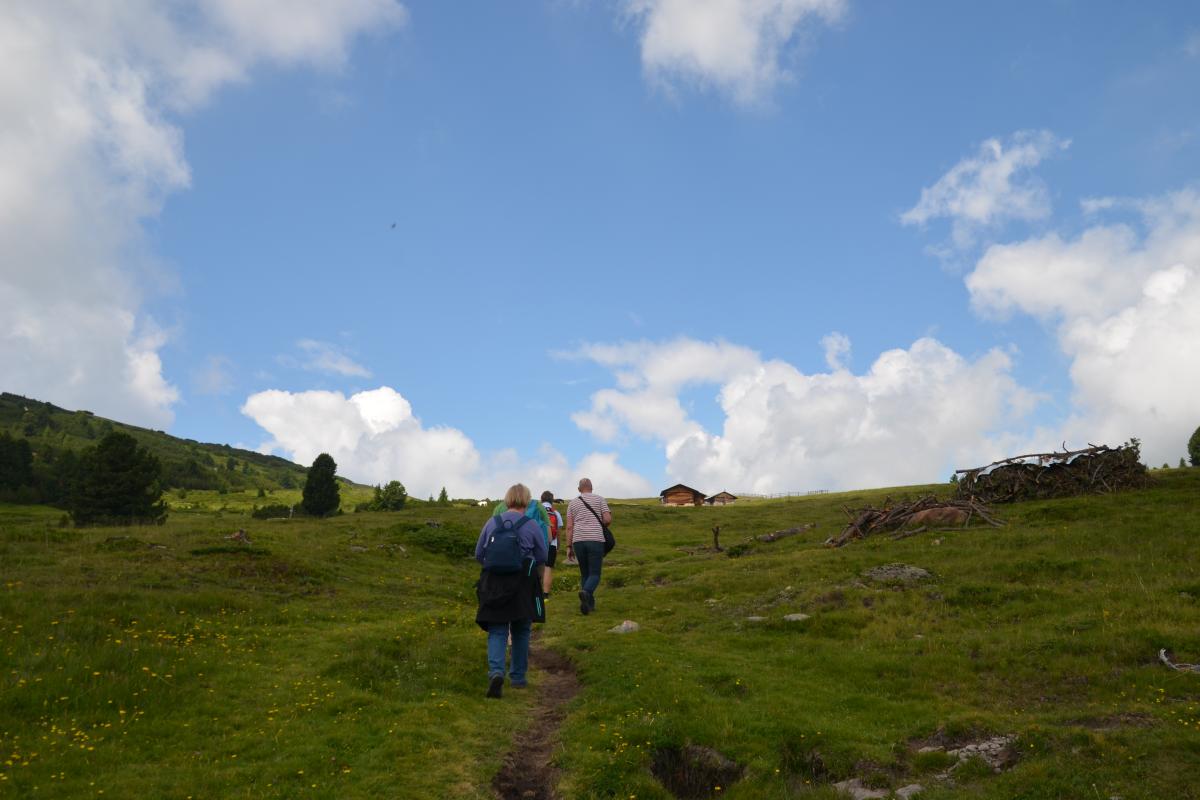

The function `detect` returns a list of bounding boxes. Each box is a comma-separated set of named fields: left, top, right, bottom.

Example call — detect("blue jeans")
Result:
left=487, top=619, right=531, bottom=684
left=575, top=540, right=604, bottom=603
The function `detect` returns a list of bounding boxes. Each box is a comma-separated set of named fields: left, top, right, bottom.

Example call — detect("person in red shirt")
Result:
left=540, top=490, right=563, bottom=597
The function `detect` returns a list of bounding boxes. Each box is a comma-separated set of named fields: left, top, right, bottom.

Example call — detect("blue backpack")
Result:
left=482, top=515, right=532, bottom=574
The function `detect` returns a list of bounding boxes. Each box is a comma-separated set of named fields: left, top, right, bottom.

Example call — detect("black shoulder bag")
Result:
left=579, top=496, right=615, bottom=554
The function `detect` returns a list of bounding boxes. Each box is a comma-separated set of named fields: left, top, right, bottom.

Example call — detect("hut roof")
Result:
left=706, top=491, right=738, bottom=500
left=659, top=483, right=704, bottom=497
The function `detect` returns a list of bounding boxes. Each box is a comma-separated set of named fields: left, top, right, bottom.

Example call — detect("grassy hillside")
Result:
left=0, top=392, right=324, bottom=492
left=2, top=470, right=1199, bottom=798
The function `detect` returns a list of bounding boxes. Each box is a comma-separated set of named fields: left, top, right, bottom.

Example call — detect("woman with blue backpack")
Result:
left=474, top=483, right=548, bottom=699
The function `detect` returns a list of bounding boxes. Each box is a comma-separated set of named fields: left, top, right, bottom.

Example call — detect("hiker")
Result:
left=475, top=483, right=548, bottom=699
left=540, top=490, right=563, bottom=597
left=491, top=493, right=551, bottom=598
left=565, top=478, right=611, bottom=615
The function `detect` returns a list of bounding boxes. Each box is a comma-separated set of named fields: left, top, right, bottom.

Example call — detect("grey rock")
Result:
left=745, top=615, right=767, bottom=622
left=831, top=778, right=887, bottom=799
left=862, top=563, right=932, bottom=585
left=608, top=620, right=639, bottom=634
left=349, top=545, right=368, bottom=553
left=916, top=746, right=942, bottom=754
left=895, top=784, right=924, bottom=799
left=783, top=613, right=811, bottom=622
left=947, top=735, right=1016, bottom=773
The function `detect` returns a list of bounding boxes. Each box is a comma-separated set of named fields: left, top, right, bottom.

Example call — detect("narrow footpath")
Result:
left=491, top=646, right=580, bottom=800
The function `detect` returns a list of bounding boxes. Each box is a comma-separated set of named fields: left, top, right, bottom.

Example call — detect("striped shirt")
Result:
left=567, top=493, right=610, bottom=543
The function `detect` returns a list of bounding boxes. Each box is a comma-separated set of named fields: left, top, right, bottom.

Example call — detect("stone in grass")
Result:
left=608, top=620, right=640, bottom=634
left=745, top=616, right=768, bottom=623
left=831, top=777, right=888, bottom=799
left=783, top=613, right=811, bottom=622
left=862, top=563, right=932, bottom=585
left=947, top=735, right=1017, bottom=773
left=895, top=785, right=924, bottom=799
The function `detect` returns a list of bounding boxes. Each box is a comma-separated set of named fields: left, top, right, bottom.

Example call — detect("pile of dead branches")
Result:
left=826, top=495, right=1002, bottom=548
left=954, top=440, right=1149, bottom=504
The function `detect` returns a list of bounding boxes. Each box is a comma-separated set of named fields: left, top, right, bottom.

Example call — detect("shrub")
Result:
left=251, top=503, right=295, bottom=520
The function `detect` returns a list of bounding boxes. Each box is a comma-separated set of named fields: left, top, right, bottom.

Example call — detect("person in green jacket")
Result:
left=490, top=496, right=550, bottom=545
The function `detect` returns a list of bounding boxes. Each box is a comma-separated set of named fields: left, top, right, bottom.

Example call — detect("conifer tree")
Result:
left=0, top=433, right=34, bottom=490
left=70, top=432, right=166, bottom=525
left=1189, top=425, right=1200, bottom=467
left=437, top=486, right=449, bottom=505
left=369, top=480, right=407, bottom=511
left=302, top=453, right=340, bottom=517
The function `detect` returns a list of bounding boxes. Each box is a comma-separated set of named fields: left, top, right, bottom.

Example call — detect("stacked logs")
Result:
left=954, top=440, right=1149, bottom=504
left=827, top=495, right=1001, bottom=548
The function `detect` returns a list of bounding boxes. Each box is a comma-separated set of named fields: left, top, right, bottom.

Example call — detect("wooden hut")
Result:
left=705, top=491, right=738, bottom=506
left=659, top=483, right=705, bottom=507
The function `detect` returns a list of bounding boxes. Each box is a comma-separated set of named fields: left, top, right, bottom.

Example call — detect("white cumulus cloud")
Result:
left=569, top=336, right=1037, bottom=492
left=242, top=386, right=654, bottom=499
left=965, top=188, right=1200, bottom=464
left=902, top=130, right=1070, bottom=251
left=0, top=1, right=404, bottom=426
left=621, top=0, right=846, bottom=105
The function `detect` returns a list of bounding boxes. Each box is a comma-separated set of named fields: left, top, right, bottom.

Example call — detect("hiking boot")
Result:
left=486, top=675, right=503, bottom=699
left=578, top=590, right=590, bottom=615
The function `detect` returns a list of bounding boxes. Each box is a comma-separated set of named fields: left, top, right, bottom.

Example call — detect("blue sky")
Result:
left=4, top=1, right=1200, bottom=498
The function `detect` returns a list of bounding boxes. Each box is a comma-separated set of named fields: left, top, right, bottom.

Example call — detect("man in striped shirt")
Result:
left=565, top=478, right=611, bottom=616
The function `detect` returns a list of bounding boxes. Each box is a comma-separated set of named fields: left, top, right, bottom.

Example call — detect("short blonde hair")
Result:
left=504, top=483, right=531, bottom=509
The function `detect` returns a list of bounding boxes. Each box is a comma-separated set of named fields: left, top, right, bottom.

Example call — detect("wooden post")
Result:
left=712, top=525, right=722, bottom=551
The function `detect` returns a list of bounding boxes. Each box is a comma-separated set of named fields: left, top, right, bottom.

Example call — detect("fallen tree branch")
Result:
left=827, top=496, right=1003, bottom=548
left=756, top=523, right=816, bottom=543
left=1160, top=649, right=1200, bottom=674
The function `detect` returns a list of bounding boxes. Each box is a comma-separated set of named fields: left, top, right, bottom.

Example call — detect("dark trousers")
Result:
left=575, top=540, right=604, bottom=603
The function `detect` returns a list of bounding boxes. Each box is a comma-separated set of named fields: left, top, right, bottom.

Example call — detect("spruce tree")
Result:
left=1189, top=425, right=1200, bottom=467
left=369, top=480, right=407, bottom=511
left=437, top=486, right=449, bottom=505
left=302, top=453, right=340, bottom=517
left=0, top=433, right=34, bottom=490
left=70, top=432, right=166, bottom=525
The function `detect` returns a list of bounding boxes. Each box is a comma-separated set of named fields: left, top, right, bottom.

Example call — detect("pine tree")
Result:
left=437, top=486, right=449, bottom=505
left=369, top=480, right=407, bottom=511
left=1189, top=425, right=1200, bottom=467
left=0, top=433, right=34, bottom=490
left=70, top=432, right=166, bottom=525
left=301, top=453, right=340, bottom=517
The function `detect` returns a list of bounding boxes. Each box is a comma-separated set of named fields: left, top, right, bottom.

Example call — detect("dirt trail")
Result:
left=492, top=646, right=579, bottom=800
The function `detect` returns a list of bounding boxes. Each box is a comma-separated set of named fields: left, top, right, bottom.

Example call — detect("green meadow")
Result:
left=3, top=470, right=1200, bottom=799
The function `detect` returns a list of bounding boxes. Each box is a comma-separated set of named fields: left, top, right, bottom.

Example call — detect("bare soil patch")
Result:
left=651, top=744, right=745, bottom=799
left=492, top=647, right=579, bottom=800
